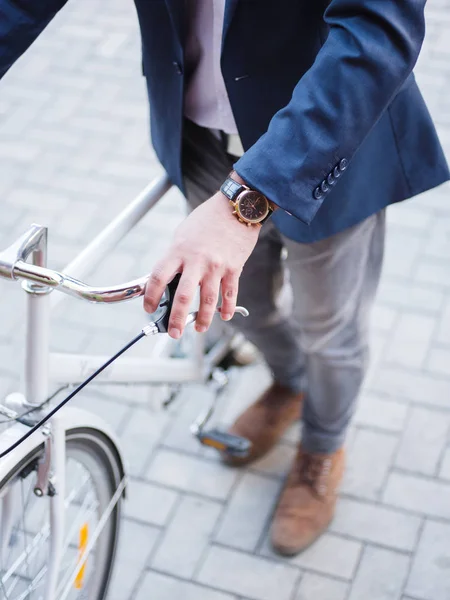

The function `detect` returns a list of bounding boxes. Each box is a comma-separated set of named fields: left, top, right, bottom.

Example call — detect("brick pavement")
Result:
left=1, top=1, right=450, bottom=599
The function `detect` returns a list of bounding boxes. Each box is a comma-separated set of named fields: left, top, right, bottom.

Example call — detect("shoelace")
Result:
left=297, top=453, right=332, bottom=497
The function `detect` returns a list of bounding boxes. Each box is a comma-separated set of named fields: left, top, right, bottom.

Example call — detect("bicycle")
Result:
left=0, top=175, right=251, bottom=600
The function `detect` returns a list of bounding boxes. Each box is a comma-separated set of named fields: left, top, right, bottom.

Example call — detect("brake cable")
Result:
left=0, top=275, right=183, bottom=459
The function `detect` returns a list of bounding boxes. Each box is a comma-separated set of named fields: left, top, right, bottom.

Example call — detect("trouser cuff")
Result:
left=300, top=427, right=346, bottom=455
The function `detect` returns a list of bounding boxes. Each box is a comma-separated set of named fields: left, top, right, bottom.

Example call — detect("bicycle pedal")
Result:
left=197, top=428, right=251, bottom=457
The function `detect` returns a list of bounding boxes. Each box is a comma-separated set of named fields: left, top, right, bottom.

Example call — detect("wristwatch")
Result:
left=220, top=174, right=275, bottom=227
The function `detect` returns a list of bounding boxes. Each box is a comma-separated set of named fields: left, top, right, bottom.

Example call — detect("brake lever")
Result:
left=185, top=306, right=249, bottom=327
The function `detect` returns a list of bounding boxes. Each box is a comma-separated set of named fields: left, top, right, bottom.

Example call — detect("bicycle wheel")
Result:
left=0, top=427, right=123, bottom=600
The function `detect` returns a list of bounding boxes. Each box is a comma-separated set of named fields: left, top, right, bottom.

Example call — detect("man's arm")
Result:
left=234, top=0, right=427, bottom=224
left=144, top=0, right=427, bottom=338
left=0, top=0, right=68, bottom=79
left=144, top=0, right=428, bottom=338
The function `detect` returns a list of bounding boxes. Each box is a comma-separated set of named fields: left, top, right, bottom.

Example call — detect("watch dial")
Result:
left=238, top=191, right=268, bottom=222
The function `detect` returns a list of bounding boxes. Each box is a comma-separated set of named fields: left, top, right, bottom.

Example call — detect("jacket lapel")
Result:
left=164, top=0, right=185, bottom=49
left=222, top=0, right=239, bottom=49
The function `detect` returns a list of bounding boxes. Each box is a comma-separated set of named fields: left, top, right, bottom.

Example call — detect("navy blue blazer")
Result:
left=1, top=0, right=449, bottom=242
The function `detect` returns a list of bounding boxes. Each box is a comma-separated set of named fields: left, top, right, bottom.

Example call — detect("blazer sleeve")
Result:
left=0, top=0, right=68, bottom=79
left=233, top=0, right=427, bottom=225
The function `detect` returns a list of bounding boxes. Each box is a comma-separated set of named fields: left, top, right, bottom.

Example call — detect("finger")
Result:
left=144, top=258, right=180, bottom=314
left=220, top=271, right=239, bottom=321
left=168, top=267, right=202, bottom=339
left=195, top=273, right=222, bottom=333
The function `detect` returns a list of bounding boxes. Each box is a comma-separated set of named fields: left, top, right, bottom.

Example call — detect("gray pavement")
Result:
left=1, top=1, right=450, bottom=599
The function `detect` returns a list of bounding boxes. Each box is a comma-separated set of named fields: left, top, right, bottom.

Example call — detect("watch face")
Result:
left=236, top=190, right=269, bottom=223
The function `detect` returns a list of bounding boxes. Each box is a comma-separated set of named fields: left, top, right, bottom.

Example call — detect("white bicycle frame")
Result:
left=0, top=174, right=232, bottom=600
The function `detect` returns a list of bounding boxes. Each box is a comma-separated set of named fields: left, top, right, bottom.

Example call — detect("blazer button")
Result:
left=327, top=172, right=336, bottom=186
left=313, top=186, right=324, bottom=200
left=173, top=61, right=183, bottom=75
left=333, top=166, right=341, bottom=178
left=339, top=158, right=348, bottom=171
left=320, top=180, right=330, bottom=193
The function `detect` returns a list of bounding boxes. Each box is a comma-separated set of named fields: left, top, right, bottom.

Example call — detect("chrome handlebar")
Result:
left=0, top=224, right=151, bottom=303
left=13, top=261, right=149, bottom=303
left=0, top=226, right=250, bottom=318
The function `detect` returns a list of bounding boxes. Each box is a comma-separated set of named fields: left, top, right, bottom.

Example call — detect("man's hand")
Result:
left=143, top=191, right=260, bottom=339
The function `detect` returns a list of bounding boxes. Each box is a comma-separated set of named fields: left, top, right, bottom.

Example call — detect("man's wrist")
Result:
left=229, top=170, right=247, bottom=187
left=229, top=171, right=278, bottom=211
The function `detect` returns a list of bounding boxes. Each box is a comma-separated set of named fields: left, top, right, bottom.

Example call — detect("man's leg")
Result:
left=271, top=209, right=386, bottom=555
left=182, top=120, right=305, bottom=461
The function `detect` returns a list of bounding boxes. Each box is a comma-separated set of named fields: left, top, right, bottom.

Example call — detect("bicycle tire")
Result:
left=0, top=427, right=123, bottom=600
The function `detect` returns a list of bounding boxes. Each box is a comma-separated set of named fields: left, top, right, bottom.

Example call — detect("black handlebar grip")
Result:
left=155, top=273, right=181, bottom=333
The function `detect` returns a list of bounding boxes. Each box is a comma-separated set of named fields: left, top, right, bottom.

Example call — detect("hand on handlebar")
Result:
left=143, top=193, right=260, bottom=339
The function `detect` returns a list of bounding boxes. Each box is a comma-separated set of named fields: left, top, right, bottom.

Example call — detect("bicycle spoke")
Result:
left=12, top=564, right=47, bottom=600
left=0, top=432, right=122, bottom=600
left=0, top=574, right=11, bottom=600
left=2, top=470, right=92, bottom=590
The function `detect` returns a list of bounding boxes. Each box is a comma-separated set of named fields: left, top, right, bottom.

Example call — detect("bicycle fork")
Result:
left=44, top=415, right=65, bottom=600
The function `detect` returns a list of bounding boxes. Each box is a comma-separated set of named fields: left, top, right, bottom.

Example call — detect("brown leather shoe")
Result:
left=223, top=383, right=303, bottom=467
left=271, top=445, right=345, bottom=556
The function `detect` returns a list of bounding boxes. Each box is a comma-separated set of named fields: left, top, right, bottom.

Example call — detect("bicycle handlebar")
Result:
left=0, top=224, right=150, bottom=303
left=13, top=261, right=149, bottom=303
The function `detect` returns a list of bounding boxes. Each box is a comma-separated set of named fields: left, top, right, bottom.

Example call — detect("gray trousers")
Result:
left=182, top=119, right=385, bottom=453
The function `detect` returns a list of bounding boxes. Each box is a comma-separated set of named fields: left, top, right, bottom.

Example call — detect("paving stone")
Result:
left=218, top=363, right=272, bottom=429
left=0, top=374, right=16, bottom=402
left=250, top=443, right=297, bottom=478
left=147, top=449, right=238, bottom=501
left=383, top=230, right=423, bottom=279
left=370, top=366, right=450, bottom=410
left=107, top=518, right=160, bottom=600
left=376, top=280, right=444, bottom=314
left=261, top=532, right=361, bottom=581
left=215, top=472, right=281, bottom=552
left=415, top=183, right=450, bottom=215
left=435, top=300, right=450, bottom=345
left=197, top=545, right=299, bottom=600
left=415, top=259, right=450, bottom=289
left=72, top=393, right=129, bottom=433
left=370, top=305, right=399, bottom=333
left=341, top=429, right=398, bottom=500
left=383, top=471, right=450, bottom=519
left=362, top=330, right=389, bottom=389
left=124, top=478, right=178, bottom=527
left=426, top=347, right=450, bottom=376
left=50, top=320, right=91, bottom=353
left=162, top=385, right=214, bottom=456
left=384, top=313, right=436, bottom=369
left=406, top=519, right=450, bottom=600
left=151, top=495, right=222, bottom=578
left=331, top=497, right=421, bottom=551
left=395, top=407, right=449, bottom=475
left=135, top=571, right=237, bottom=600
left=287, top=533, right=360, bottom=580
left=348, top=546, right=410, bottom=600
left=6, top=187, right=70, bottom=212
left=296, top=573, right=348, bottom=600
left=120, top=407, right=171, bottom=478
left=352, top=392, right=408, bottom=433
left=386, top=204, right=435, bottom=234
left=439, top=447, right=450, bottom=480
left=424, top=221, right=450, bottom=260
